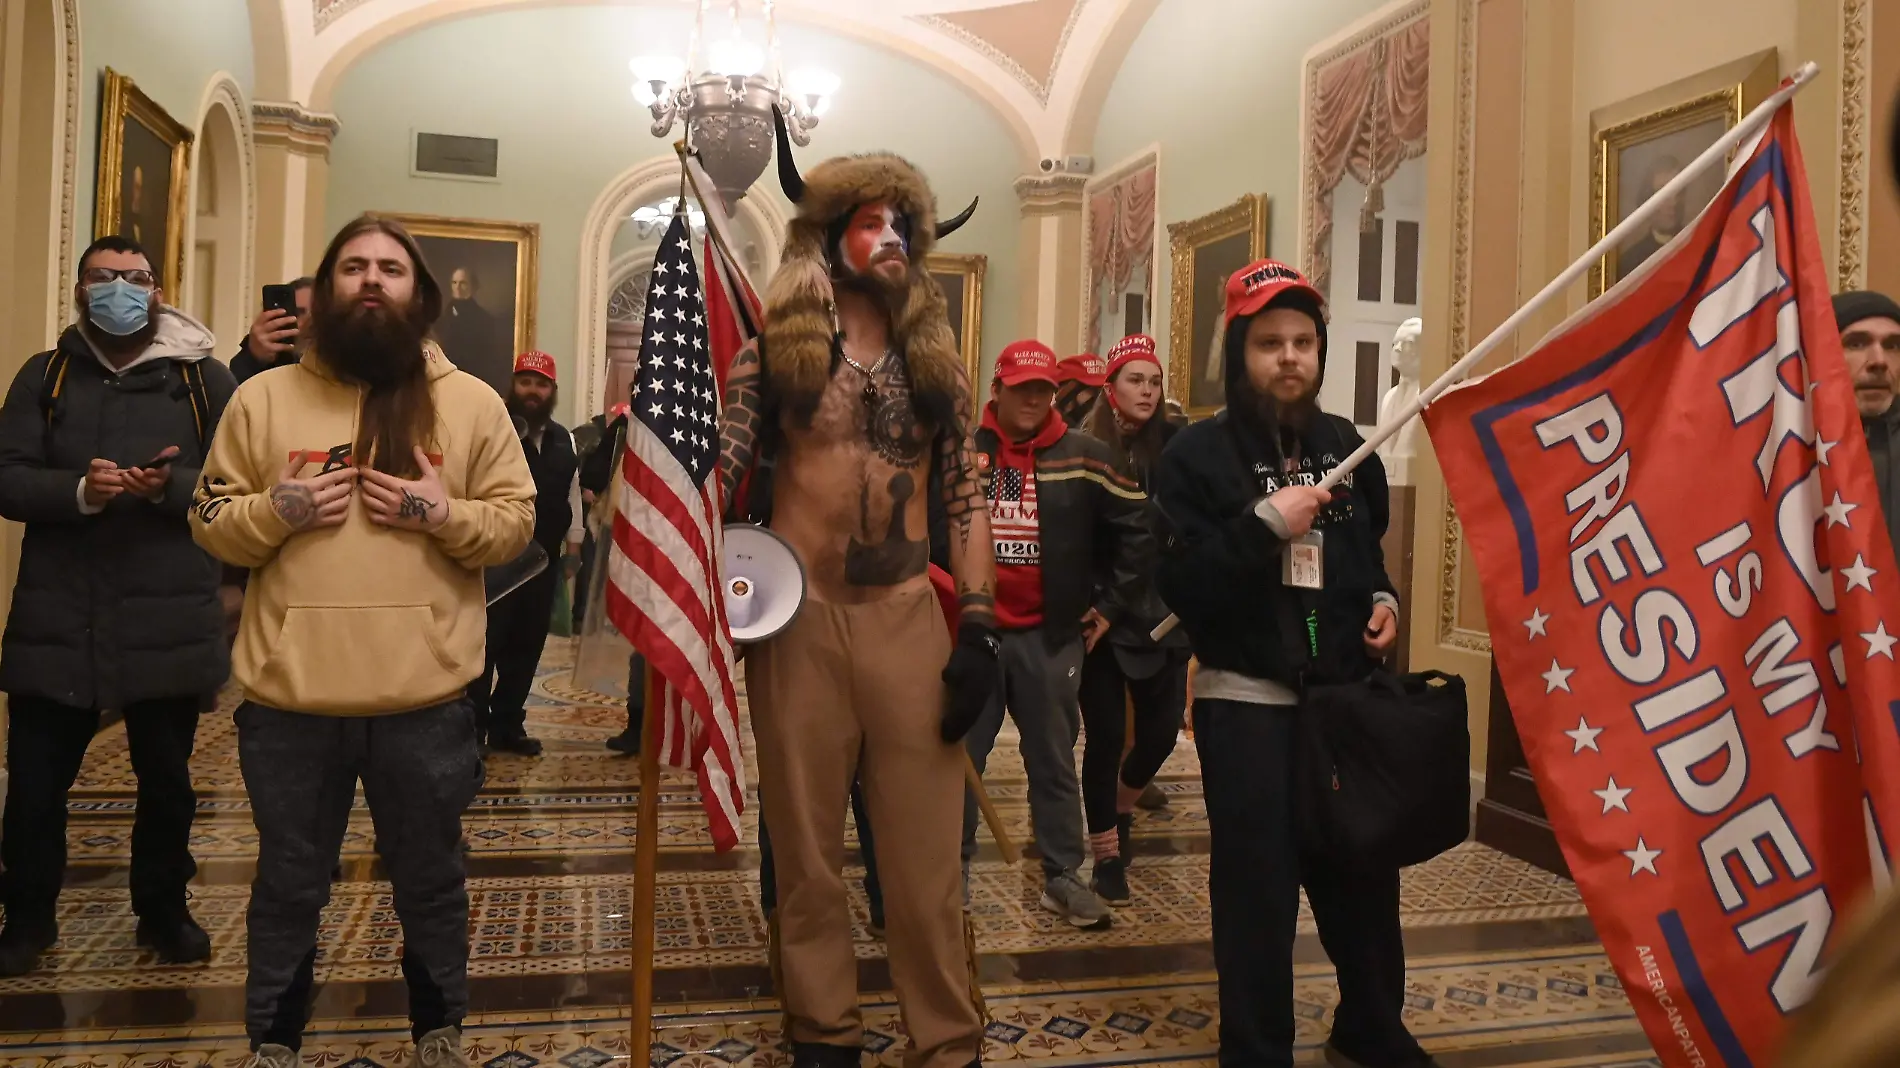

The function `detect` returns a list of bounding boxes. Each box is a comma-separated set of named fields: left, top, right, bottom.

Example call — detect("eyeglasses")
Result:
left=81, top=267, right=157, bottom=288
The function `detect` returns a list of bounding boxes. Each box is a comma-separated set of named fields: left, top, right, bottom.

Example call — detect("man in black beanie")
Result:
left=1834, top=290, right=1900, bottom=562
left=1152, top=259, right=1430, bottom=1067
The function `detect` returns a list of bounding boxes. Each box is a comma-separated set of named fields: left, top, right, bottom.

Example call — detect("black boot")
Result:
left=488, top=731, right=543, bottom=757
left=1091, top=856, right=1131, bottom=906
left=791, top=1043, right=863, bottom=1068
left=0, top=918, right=57, bottom=977
left=605, top=727, right=640, bottom=755
left=136, top=909, right=211, bottom=964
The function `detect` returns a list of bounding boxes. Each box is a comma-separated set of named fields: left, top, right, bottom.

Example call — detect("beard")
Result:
left=507, top=388, right=555, bottom=427
left=833, top=252, right=910, bottom=309
left=313, top=294, right=427, bottom=390
left=1229, top=371, right=1319, bottom=453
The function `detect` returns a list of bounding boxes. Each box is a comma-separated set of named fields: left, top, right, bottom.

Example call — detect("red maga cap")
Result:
left=1055, top=352, right=1108, bottom=388
left=1223, top=259, right=1324, bottom=327
left=514, top=350, right=558, bottom=381
left=995, top=340, right=1060, bottom=386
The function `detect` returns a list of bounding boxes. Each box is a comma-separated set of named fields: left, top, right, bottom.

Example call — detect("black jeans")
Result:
left=1194, top=697, right=1423, bottom=1068
left=758, top=779, right=884, bottom=922
left=1, top=693, right=202, bottom=926
left=1079, top=645, right=1187, bottom=835
left=238, top=699, right=483, bottom=1050
left=470, top=564, right=558, bottom=741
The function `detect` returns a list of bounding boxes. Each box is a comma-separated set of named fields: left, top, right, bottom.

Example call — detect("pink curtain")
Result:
left=1306, top=17, right=1430, bottom=299
left=1085, top=164, right=1158, bottom=353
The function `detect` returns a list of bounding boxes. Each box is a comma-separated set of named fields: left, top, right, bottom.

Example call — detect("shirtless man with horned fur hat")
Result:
left=717, top=111, right=995, bottom=1068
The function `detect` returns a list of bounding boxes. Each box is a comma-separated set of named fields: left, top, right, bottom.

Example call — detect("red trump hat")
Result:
left=1056, top=352, right=1108, bottom=388
left=1104, top=334, right=1160, bottom=382
left=1223, top=259, right=1325, bottom=327
left=514, top=350, right=557, bottom=381
left=995, top=340, right=1060, bottom=386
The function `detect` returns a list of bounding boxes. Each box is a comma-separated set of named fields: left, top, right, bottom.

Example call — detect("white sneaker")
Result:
left=1040, top=872, right=1112, bottom=930
left=248, top=1045, right=299, bottom=1068
left=416, top=1026, right=471, bottom=1068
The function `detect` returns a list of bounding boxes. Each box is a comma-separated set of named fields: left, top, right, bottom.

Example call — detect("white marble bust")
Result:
left=1377, top=317, right=1424, bottom=486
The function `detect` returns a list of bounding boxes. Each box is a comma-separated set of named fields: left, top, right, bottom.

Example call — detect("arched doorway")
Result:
left=186, top=75, right=255, bottom=352
left=0, top=0, right=78, bottom=357
left=576, top=158, right=787, bottom=416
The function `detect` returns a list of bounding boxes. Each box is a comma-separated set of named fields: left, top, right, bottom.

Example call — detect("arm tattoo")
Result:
left=270, top=483, right=315, bottom=530
left=940, top=371, right=995, bottom=625
left=398, top=490, right=437, bottom=522
left=718, top=344, right=764, bottom=510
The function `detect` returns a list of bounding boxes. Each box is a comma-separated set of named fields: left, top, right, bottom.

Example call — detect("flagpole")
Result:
left=629, top=661, right=663, bottom=1059
left=1150, top=59, right=1820, bottom=643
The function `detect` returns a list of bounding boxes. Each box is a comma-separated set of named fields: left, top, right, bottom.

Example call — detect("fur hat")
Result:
left=762, top=107, right=977, bottom=426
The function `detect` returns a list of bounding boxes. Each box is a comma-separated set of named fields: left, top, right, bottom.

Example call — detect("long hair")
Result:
left=1084, top=372, right=1169, bottom=486
left=310, top=215, right=444, bottom=478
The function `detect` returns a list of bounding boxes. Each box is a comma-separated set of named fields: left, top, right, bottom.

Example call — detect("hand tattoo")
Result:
left=271, top=484, right=316, bottom=530
left=397, top=490, right=437, bottom=523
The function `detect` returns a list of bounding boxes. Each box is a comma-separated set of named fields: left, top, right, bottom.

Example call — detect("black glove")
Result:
left=940, top=622, right=1001, bottom=742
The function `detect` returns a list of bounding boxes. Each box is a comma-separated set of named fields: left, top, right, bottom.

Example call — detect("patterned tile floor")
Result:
left=4, top=640, right=1653, bottom=1066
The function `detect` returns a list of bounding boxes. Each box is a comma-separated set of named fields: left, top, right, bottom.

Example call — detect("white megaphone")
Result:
left=721, top=524, right=806, bottom=643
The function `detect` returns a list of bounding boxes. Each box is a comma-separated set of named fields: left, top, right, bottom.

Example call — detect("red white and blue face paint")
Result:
left=840, top=202, right=908, bottom=280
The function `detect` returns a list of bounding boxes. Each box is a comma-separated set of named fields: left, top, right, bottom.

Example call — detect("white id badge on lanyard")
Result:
left=1283, top=530, right=1324, bottom=589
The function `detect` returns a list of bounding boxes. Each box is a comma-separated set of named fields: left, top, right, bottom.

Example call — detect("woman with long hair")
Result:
left=1078, top=334, right=1190, bottom=905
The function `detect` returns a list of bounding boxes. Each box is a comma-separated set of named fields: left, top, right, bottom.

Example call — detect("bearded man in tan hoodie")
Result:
left=192, top=215, right=534, bottom=1068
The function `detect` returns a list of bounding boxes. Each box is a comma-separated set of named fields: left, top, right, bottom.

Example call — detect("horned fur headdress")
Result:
left=762, top=107, right=978, bottom=428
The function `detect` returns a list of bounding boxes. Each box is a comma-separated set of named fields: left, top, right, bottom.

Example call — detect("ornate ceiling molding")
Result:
left=314, top=0, right=373, bottom=33
left=251, top=100, right=343, bottom=157
left=1014, top=172, right=1089, bottom=215
left=913, top=0, right=1087, bottom=106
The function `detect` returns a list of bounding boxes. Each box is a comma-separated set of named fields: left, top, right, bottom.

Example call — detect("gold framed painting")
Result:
left=377, top=213, right=540, bottom=395
left=1167, top=193, right=1269, bottom=418
left=93, top=69, right=194, bottom=297
left=1588, top=49, right=1778, bottom=297
left=927, top=252, right=987, bottom=385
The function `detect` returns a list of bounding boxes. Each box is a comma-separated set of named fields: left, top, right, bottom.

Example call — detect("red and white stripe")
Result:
left=602, top=419, right=744, bottom=852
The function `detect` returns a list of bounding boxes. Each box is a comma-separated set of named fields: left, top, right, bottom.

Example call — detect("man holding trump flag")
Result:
left=1422, top=83, right=1900, bottom=1066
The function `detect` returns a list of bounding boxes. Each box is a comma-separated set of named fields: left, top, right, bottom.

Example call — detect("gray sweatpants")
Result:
left=961, top=629, right=1086, bottom=880
left=237, top=698, right=484, bottom=1050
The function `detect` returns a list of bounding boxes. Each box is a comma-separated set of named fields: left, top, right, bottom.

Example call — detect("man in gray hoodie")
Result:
left=1835, top=290, right=1900, bottom=563
left=0, top=235, right=236, bottom=976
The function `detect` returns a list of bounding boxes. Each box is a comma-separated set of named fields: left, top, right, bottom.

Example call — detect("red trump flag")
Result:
left=1423, top=104, right=1900, bottom=1066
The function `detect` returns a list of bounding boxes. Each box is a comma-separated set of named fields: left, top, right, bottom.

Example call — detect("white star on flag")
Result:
left=654, top=259, right=672, bottom=274
left=676, top=236, right=691, bottom=252
left=1542, top=659, right=1575, bottom=693
left=1623, top=837, right=1663, bottom=876
left=1817, top=439, right=1838, bottom=465
left=1565, top=716, right=1602, bottom=753
left=1594, top=776, right=1632, bottom=814
left=1842, top=554, right=1878, bottom=592
left=1863, top=622, right=1898, bottom=660
left=1823, top=492, right=1859, bottom=528
left=1523, top=608, right=1550, bottom=640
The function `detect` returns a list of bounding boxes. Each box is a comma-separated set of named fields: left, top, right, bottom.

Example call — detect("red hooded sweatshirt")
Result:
left=981, top=403, right=1069, bottom=629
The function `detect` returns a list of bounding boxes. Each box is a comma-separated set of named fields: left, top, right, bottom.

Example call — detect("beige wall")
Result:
left=1408, top=0, right=1868, bottom=777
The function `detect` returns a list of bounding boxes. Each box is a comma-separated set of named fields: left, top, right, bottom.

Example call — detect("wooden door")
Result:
left=1474, top=659, right=1569, bottom=877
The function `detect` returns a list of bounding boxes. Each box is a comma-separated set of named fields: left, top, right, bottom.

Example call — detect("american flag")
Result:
left=603, top=211, right=744, bottom=851
left=988, top=465, right=1040, bottom=565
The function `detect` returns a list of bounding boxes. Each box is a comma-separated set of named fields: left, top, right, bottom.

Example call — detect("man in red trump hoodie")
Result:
left=959, top=340, right=1150, bottom=929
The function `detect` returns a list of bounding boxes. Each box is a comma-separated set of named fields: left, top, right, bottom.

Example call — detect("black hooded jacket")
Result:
left=1153, top=303, right=1395, bottom=689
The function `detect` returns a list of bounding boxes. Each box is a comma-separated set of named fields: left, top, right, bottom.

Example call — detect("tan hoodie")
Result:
left=191, top=343, right=535, bottom=714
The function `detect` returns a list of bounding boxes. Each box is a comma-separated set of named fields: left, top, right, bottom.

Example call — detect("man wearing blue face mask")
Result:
left=0, top=235, right=236, bottom=977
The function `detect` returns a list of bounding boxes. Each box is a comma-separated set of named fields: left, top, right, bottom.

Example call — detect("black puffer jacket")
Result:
left=0, top=313, right=236, bottom=708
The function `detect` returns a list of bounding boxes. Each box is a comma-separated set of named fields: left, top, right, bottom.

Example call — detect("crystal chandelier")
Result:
left=632, top=0, right=839, bottom=210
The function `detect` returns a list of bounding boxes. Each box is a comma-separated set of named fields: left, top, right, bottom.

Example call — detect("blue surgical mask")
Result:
left=86, top=279, right=152, bottom=336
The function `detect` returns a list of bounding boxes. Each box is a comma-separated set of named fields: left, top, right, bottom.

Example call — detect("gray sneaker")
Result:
left=416, top=1026, right=471, bottom=1067
left=247, top=1046, right=299, bottom=1068
left=1040, top=873, right=1112, bottom=930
